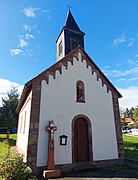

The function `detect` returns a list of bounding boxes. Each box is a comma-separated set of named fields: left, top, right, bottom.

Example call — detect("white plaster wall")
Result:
left=16, top=91, right=32, bottom=162
left=37, top=52, right=118, bottom=167
left=56, top=30, right=65, bottom=61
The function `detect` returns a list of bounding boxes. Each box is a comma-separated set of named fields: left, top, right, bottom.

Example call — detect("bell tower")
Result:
left=56, top=10, right=85, bottom=61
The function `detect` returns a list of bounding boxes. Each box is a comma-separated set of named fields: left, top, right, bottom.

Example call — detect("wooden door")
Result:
left=74, top=118, right=89, bottom=162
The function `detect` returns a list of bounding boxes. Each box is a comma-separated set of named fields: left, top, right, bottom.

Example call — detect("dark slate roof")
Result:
left=56, top=10, right=85, bottom=42
left=16, top=46, right=122, bottom=113
left=64, top=10, right=83, bottom=33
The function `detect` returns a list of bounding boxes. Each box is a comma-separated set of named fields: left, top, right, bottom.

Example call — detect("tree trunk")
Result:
left=6, top=128, right=10, bottom=141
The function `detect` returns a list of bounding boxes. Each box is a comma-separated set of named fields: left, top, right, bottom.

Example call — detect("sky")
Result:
left=0, top=0, right=138, bottom=109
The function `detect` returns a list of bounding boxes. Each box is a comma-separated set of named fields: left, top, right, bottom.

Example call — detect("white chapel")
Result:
left=16, top=10, right=124, bottom=173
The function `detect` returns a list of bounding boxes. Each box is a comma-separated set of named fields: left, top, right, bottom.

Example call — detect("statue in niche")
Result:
left=77, top=81, right=85, bottom=102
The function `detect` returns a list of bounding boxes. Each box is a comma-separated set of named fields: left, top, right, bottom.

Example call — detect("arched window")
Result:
left=76, top=81, right=85, bottom=102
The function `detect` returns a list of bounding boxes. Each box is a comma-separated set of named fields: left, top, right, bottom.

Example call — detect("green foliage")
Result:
left=123, top=106, right=138, bottom=128
left=129, top=107, right=134, bottom=119
left=124, top=108, right=130, bottom=118
left=123, top=134, right=138, bottom=160
left=1, top=87, right=19, bottom=127
left=0, top=154, right=37, bottom=180
left=123, top=107, right=134, bottom=119
left=0, top=134, right=37, bottom=179
left=0, top=87, right=19, bottom=139
left=132, top=106, right=138, bottom=128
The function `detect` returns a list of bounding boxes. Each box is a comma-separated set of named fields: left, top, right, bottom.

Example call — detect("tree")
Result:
left=129, top=107, right=134, bottom=119
left=133, top=106, right=138, bottom=128
left=0, top=87, right=19, bottom=140
left=124, top=108, right=130, bottom=118
left=123, top=107, right=134, bottom=119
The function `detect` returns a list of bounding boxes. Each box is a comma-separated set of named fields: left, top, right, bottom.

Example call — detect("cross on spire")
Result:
left=66, top=4, right=72, bottom=10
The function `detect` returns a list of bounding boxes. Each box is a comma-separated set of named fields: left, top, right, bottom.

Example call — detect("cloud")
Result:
left=128, top=59, right=138, bottom=66
left=25, top=34, right=34, bottom=39
left=19, top=39, right=27, bottom=48
left=23, top=7, right=50, bottom=18
left=0, top=77, right=23, bottom=106
left=116, top=78, right=126, bottom=83
left=23, top=7, right=38, bottom=17
left=117, top=77, right=138, bottom=83
left=127, top=77, right=138, bottom=81
left=119, top=86, right=138, bottom=108
left=112, top=32, right=126, bottom=46
left=10, top=49, right=23, bottom=56
left=103, top=67, right=138, bottom=77
left=135, top=54, right=138, bottom=57
left=112, top=33, right=136, bottom=48
left=127, top=38, right=134, bottom=47
left=23, top=50, right=33, bottom=56
left=24, top=24, right=32, bottom=31
left=102, top=65, right=110, bottom=69
left=10, top=34, right=34, bottom=57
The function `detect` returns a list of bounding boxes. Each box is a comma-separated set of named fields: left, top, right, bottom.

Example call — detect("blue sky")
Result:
left=0, top=0, right=138, bottom=108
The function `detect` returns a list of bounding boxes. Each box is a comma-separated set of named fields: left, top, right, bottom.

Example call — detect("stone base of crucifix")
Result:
left=43, top=121, right=61, bottom=179
left=43, top=169, right=61, bottom=179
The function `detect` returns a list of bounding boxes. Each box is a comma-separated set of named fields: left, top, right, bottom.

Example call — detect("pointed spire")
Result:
left=64, top=10, right=84, bottom=34
left=56, top=10, right=85, bottom=61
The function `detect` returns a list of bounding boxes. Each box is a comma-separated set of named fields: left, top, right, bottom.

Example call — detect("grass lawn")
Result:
left=0, top=134, right=17, bottom=162
left=123, top=134, right=138, bottom=160
left=0, top=133, right=138, bottom=180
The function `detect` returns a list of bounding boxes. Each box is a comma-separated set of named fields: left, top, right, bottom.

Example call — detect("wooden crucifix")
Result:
left=46, top=121, right=57, bottom=170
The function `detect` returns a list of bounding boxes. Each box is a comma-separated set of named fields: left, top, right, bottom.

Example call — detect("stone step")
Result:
left=72, top=164, right=97, bottom=173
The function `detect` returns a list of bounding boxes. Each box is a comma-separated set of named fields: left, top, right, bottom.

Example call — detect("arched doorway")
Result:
left=72, top=115, right=92, bottom=163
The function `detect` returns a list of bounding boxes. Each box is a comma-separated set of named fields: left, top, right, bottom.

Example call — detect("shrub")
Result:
left=0, top=154, right=37, bottom=180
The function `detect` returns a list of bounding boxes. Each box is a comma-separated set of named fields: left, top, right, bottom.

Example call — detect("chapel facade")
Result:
left=16, top=10, right=124, bottom=173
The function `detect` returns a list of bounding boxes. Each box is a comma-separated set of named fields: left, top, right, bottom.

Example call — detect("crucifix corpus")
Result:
left=46, top=121, right=57, bottom=148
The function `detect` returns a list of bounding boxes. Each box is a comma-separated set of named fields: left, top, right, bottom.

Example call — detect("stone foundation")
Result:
left=33, top=159, right=124, bottom=175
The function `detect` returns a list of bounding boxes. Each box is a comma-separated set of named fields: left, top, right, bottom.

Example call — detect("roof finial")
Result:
left=66, top=4, right=72, bottom=11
